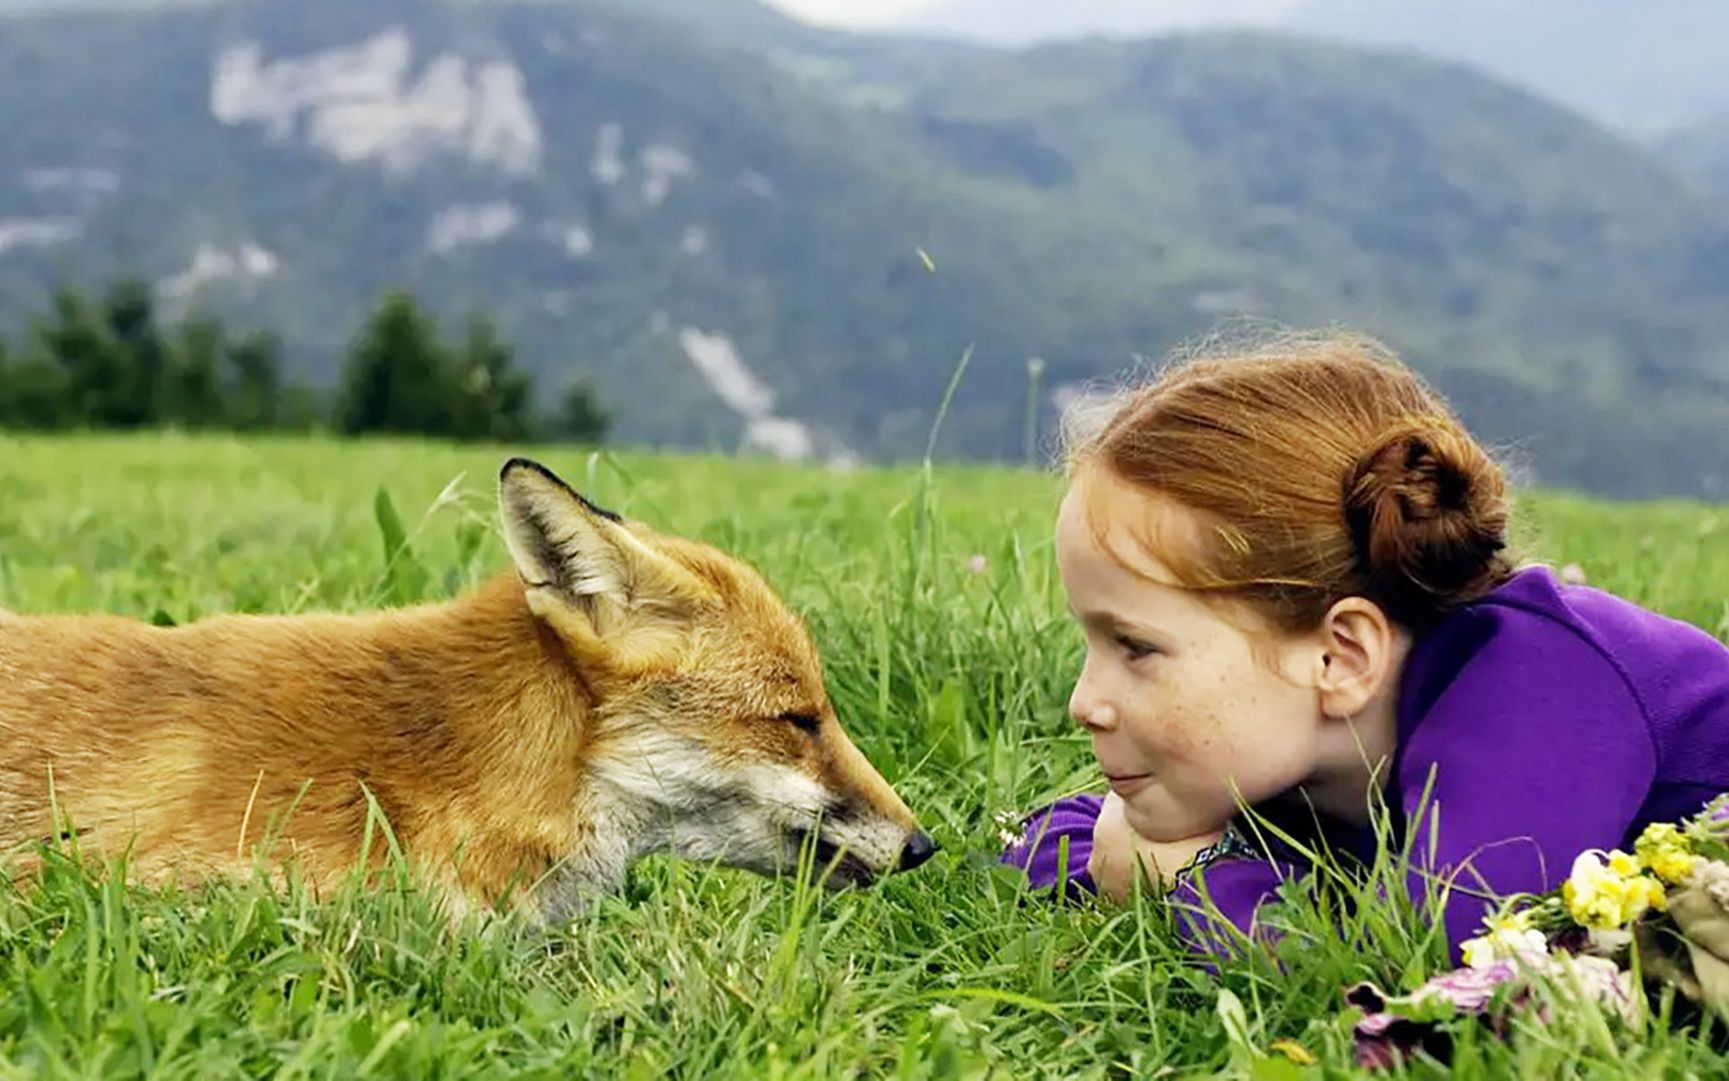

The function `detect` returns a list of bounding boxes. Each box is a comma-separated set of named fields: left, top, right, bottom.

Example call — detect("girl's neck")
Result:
left=1301, top=641, right=1411, bottom=827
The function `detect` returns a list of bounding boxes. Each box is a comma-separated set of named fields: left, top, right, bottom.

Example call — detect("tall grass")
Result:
left=0, top=431, right=1726, bottom=1077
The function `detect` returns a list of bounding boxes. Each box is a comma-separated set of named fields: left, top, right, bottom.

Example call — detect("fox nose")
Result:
left=898, top=830, right=939, bottom=872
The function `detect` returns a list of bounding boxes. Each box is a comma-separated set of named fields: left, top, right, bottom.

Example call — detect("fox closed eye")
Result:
left=779, top=711, right=822, bottom=734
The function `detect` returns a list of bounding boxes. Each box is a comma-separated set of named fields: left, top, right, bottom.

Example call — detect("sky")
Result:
left=760, top=0, right=936, bottom=28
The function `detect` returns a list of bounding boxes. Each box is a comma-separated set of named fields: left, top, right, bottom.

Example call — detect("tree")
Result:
left=450, top=315, right=535, bottom=442
left=557, top=374, right=613, bottom=445
left=2, top=279, right=602, bottom=444
left=31, top=285, right=120, bottom=426
left=170, top=317, right=227, bottom=428
left=337, top=291, right=454, bottom=436
left=225, top=329, right=283, bottom=430
left=103, top=278, right=166, bottom=427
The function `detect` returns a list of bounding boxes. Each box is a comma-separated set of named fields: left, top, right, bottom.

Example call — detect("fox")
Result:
left=0, top=457, right=937, bottom=921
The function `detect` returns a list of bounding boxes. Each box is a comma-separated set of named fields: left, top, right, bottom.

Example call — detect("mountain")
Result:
left=0, top=0, right=207, bottom=9
left=899, top=0, right=1295, bottom=44
left=1661, top=115, right=1729, bottom=199
left=1, top=0, right=1729, bottom=498
left=900, top=0, right=1729, bottom=137
left=1284, top=0, right=1729, bottom=137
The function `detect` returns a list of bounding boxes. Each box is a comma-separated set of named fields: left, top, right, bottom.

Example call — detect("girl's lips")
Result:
left=1105, top=772, right=1154, bottom=797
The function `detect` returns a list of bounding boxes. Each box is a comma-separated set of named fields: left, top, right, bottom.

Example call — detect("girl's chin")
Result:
left=1121, top=795, right=1223, bottom=843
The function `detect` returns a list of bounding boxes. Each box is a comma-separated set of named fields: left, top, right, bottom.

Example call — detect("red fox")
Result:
left=0, top=457, right=936, bottom=920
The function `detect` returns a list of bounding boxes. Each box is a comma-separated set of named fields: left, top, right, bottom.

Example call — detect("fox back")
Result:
left=0, top=458, right=936, bottom=918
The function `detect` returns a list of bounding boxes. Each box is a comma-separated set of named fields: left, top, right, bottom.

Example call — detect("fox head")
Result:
left=497, top=458, right=937, bottom=910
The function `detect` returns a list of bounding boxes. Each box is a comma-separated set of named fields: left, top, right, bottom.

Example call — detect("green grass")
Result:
left=1, top=431, right=1728, bottom=1078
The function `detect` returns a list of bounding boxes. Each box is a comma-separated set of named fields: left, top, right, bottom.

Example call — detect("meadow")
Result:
left=1, top=432, right=1727, bottom=1078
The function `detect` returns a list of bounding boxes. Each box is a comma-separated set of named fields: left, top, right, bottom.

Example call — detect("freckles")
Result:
left=1159, top=705, right=1215, bottom=760
left=1210, top=691, right=1265, bottom=761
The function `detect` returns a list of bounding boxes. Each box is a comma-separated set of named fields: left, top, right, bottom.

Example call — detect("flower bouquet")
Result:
left=1347, top=794, right=1729, bottom=1068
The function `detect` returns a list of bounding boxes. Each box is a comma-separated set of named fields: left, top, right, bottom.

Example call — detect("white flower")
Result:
left=1461, top=926, right=1550, bottom=970
left=1555, top=954, right=1642, bottom=1026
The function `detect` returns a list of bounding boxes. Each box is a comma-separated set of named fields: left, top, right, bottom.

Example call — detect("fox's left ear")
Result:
left=498, top=458, right=714, bottom=657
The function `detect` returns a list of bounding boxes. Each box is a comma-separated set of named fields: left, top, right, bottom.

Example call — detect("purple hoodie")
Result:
left=999, top=566, right=1729, bottom=960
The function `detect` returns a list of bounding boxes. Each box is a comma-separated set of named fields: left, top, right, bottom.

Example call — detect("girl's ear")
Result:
left=1313, top=596, right=1401, bottom=720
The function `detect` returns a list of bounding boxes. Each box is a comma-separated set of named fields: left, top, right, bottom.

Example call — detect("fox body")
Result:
left=0, top=458, right=934, bottom=918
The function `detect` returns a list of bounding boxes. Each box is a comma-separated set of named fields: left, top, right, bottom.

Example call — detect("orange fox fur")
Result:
left=0, top=458, right=934, bottom=919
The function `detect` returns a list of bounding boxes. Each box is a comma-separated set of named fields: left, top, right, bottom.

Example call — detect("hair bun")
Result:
left=1343, top=423, right=1510, bottom=627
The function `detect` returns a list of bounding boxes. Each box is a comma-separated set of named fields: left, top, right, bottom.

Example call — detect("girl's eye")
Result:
left=1115, top=634, right=1158, bottom=661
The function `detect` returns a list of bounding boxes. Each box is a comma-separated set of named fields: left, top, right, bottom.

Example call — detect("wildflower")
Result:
left=1461, top=925, right=1549, bottom=970
left=1494, top=908, right=1535, bottom=932
left=1637, top=821, right=1685, bottom=853
left=966, top=554, right=988, bottom=576
left=1409, top=961, right=1521, bottom=1014
left=1699, top=793, right=1729, bottom=829
left=992, top=808, right=1027, bottom=850
left=1349, top=949, right=1642, bottom=1069
left=1636, top=821, right=1700, bottom=885
left=1563, top=851, right=1663, bottom=929
left=1555, top=954, right=1643, bottom=1027
left=1583, top=927, right=1633, bottom=958
left=1559, top=562, right=1587, bottom=585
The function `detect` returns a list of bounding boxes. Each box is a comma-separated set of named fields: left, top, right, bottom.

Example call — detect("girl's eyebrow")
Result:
left=1071, top=607, right=1170, bottom=638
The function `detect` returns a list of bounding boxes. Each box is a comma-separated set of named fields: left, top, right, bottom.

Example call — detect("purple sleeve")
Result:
left=1165, top=855, right=1299, bottom=958
left=1000, top=794, right=1298, bottom=957
left=1396, top=625, right=1657, bottom=960
left=998, top=794, right=1103, bottom=900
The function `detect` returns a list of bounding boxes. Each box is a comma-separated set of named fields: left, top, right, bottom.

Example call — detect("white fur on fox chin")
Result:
left=530, top=727, right=907, bottom=922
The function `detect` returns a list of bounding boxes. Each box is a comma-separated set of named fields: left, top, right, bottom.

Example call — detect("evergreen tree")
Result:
left=32, top=285, right=120, bottom=426
left=450, top=315, right=535, bottom=441
left=103, top=278, right=166, bottom=427
left=337, top=291, right=454, bottom=436
left=170, top=317, right=227, bottom=428
left=225, top=329, right=283, bottom=430
left=557, top=375, right=613, bottom=445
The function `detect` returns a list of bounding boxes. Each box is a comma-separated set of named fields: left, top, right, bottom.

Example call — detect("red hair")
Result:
left=1066, top=330, right=1515, bottom=633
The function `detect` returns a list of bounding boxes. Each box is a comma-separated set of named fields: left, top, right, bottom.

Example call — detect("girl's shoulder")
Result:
left=1407, top=563, right=1729, bottom=755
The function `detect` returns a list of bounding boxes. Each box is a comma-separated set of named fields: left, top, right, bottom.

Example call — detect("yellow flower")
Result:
left=1643, top=874, right=1669, bottom=913
left=1635, top=822, right=1700, bottom=885
left=1563, top=851, right=1665, bottom=930
left=1649, top=848, right=1699, bottom=887
left=1637, top=822, right=1685, bottom=852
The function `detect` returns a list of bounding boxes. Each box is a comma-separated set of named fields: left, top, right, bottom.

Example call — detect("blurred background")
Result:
left=0, top=0, right=1725, bottom=500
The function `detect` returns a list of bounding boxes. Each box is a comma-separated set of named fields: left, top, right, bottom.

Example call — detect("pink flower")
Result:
left=1348, top=949, right=1641, bottom=1069
left=1347, top=964, right=1522, bottom=1067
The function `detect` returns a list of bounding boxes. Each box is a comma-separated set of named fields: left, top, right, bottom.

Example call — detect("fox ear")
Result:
left=497, top=458, right=713, bottom=646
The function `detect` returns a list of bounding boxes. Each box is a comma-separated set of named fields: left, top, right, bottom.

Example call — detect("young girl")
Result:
left=1000, top=331, right=1729, bottom=962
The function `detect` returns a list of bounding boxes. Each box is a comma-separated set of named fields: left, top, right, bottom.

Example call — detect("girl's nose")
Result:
left=1069, top=670, right=1118, bottom=732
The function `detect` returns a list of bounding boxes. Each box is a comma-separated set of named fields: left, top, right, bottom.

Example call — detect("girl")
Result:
left=1000, top=331, right=1729, bottom=961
